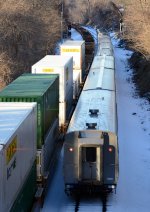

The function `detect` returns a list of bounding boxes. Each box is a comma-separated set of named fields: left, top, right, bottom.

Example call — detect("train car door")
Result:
left=81, top=146, right=100, bottom=181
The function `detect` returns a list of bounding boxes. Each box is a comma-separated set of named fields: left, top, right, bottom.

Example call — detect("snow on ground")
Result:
left=42, top=150, right=78, bottom=212
left=55, top=28, right=83, bottom=55
left=42, top=29, right=150, bottom=212
left=71, top=28, right=83, bottom=40
left=108, top=34, right=150, bottom=212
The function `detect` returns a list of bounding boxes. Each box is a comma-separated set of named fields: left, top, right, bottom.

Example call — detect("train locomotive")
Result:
left=63, top=33, right=119, bottom=194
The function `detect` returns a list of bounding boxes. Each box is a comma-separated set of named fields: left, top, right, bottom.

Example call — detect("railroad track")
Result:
left=74, top=194, right=108, bottom=212
left=71, top=24, right=95, bottom=81
left=32, top=25, right=96, bottom=211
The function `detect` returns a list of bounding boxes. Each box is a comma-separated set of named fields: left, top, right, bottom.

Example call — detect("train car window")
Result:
left=86, top=147, right=96, bottom=162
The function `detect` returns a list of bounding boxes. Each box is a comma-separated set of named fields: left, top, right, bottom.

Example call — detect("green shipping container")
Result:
left=0, top=74, right=59, bottom=149
left=10, top=161, right=36, bottom=212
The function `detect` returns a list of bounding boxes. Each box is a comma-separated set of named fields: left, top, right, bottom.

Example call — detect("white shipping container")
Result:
left=60, top=40, right=85, bottom=82
left=58, top=87, right=73, bottom=128
left=59, top=102, right=66, bottom=127
left=32, top=55, right=73, bottom=102
left=0, top=102, right=37, bottom=212
left=73, top=69, right=80, bottom=99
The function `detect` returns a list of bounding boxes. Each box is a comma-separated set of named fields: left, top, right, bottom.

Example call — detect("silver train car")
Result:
left=63, top=33, right=119, bottom=194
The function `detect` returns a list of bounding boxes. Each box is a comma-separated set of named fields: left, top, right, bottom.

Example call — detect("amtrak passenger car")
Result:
left=63, top=33, right=119, bottom=194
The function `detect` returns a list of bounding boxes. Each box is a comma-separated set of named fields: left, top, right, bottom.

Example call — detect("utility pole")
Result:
left=61, top=0, right=64, bottom=43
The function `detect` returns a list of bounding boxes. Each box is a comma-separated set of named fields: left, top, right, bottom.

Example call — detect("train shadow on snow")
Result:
left=69, top=192, right=110, bottom=212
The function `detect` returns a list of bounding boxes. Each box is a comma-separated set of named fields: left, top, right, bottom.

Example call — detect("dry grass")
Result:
left=64, top=0, right=119, bottom=29
left=125, top=1, right=150, bottom=57
left=0, top=0, right=61, bottom=89
left=0, top=52, right=13, bottom=89
left=65, top=0, right=150, bottom=57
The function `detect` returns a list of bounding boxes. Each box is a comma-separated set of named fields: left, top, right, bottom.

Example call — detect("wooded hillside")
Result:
left=64, top=0, right=150, bottom=99
left=65, top=0, right=150, bottom=57
left=0, top=0, right=61, bottom=89
left=0, top=0, right=149, bottom=99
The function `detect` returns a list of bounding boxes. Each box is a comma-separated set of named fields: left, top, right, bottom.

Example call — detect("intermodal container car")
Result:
left=0, top=74, right=59, bottom=149
left=0, top=102, right=37, bottom=212
left=60, top=40, right=85, bottom=83
left=31, top=55, right=73, bottom=128
left=0, top=74, right=59, bottom=181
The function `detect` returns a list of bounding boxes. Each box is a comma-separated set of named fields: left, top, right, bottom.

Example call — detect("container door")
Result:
left=81, top=147, right=100, bottom=181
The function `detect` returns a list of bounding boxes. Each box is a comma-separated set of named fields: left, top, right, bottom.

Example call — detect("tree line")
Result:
left=64, top=0, right=150, bottom=58
left=0, top=0, right=61, bottom=89
left=0, top=0, right=149, bottom=92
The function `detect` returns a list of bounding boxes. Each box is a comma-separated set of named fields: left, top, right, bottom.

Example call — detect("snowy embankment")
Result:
left=108, top=34, right=150, bottom=212
left=71, top=28, right=83, bottom=40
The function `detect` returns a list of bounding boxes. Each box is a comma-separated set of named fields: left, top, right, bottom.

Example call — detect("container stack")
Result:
left=0, top=74, right=59, bottom=182
left=0, top=102, right=37, bottom=212
left=32, top=55, right=73, bottom=131
left=60, top=40, right=85, bottom=98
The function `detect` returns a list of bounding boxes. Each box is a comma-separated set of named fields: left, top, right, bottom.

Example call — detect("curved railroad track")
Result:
left=71, top=24, right=95, bottom=82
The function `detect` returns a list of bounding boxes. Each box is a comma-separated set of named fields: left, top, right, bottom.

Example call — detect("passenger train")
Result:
left=63, top=32, right=119, bottom=194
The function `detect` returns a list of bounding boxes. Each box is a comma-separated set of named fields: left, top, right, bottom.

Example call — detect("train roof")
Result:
left=97, top=34, right=114, bottom=56
left=0, top=102, right=36, bottom=144
left=67, top=89, right=116, bottom=134
left=67, top=34, right=117, bottom=134
left=0, top=74, right=58, bottom=97
left=83, top=55, right=115, bottom=91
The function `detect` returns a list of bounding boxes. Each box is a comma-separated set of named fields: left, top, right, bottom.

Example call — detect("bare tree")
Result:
left=0, top=52, right=14, bottom=89
left=0, top=0, right=61, bottom=88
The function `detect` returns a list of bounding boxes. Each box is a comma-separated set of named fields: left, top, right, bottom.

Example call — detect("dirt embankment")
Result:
left=129, top=53, right=150, bottom=102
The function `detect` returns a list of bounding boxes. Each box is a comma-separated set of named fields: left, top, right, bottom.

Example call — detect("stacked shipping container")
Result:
left=32, top=55, right=73, bottom=130
left=0, top=102, right=37, bottom=212
left=60, top=40, right=85, bottom=97
left=0, top=74, right=59, bottom=181
left=73, top=69, right=80, bottom=99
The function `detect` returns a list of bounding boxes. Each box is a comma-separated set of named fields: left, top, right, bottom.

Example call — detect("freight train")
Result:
left=63, top=32, right=119, bottom=195
left=0, top=27, right=94, bottom=211
left=0, top=27, right=118, bottom=211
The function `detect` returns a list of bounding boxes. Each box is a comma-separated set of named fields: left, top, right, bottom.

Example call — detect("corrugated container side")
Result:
left=37, top=119, right=59, bottom=181
left=10, top=161, right=36, bottom=212
left=0, top=103, right=37, bottom=212
left=59, top=102, right=66, bottom=127
left=43, top=77, right=59, bottom=137
left=66, top=88, right=73, bottom=119
left=74, top=69, right=82, bottom=84
left=81, top=42, right=85, bottom=80
left=31, top=56, right=73, bottom=103
left=43, top=119, right=59, bottom=173
left=61, top=57, right=73, bottom=102
left=31, top=57, right=73, bottom=128
left=58, top=87, right=73, bottom=128
left=0, top=74, right=59, bottom=149
left=0, top=145, right=3, bottom=211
